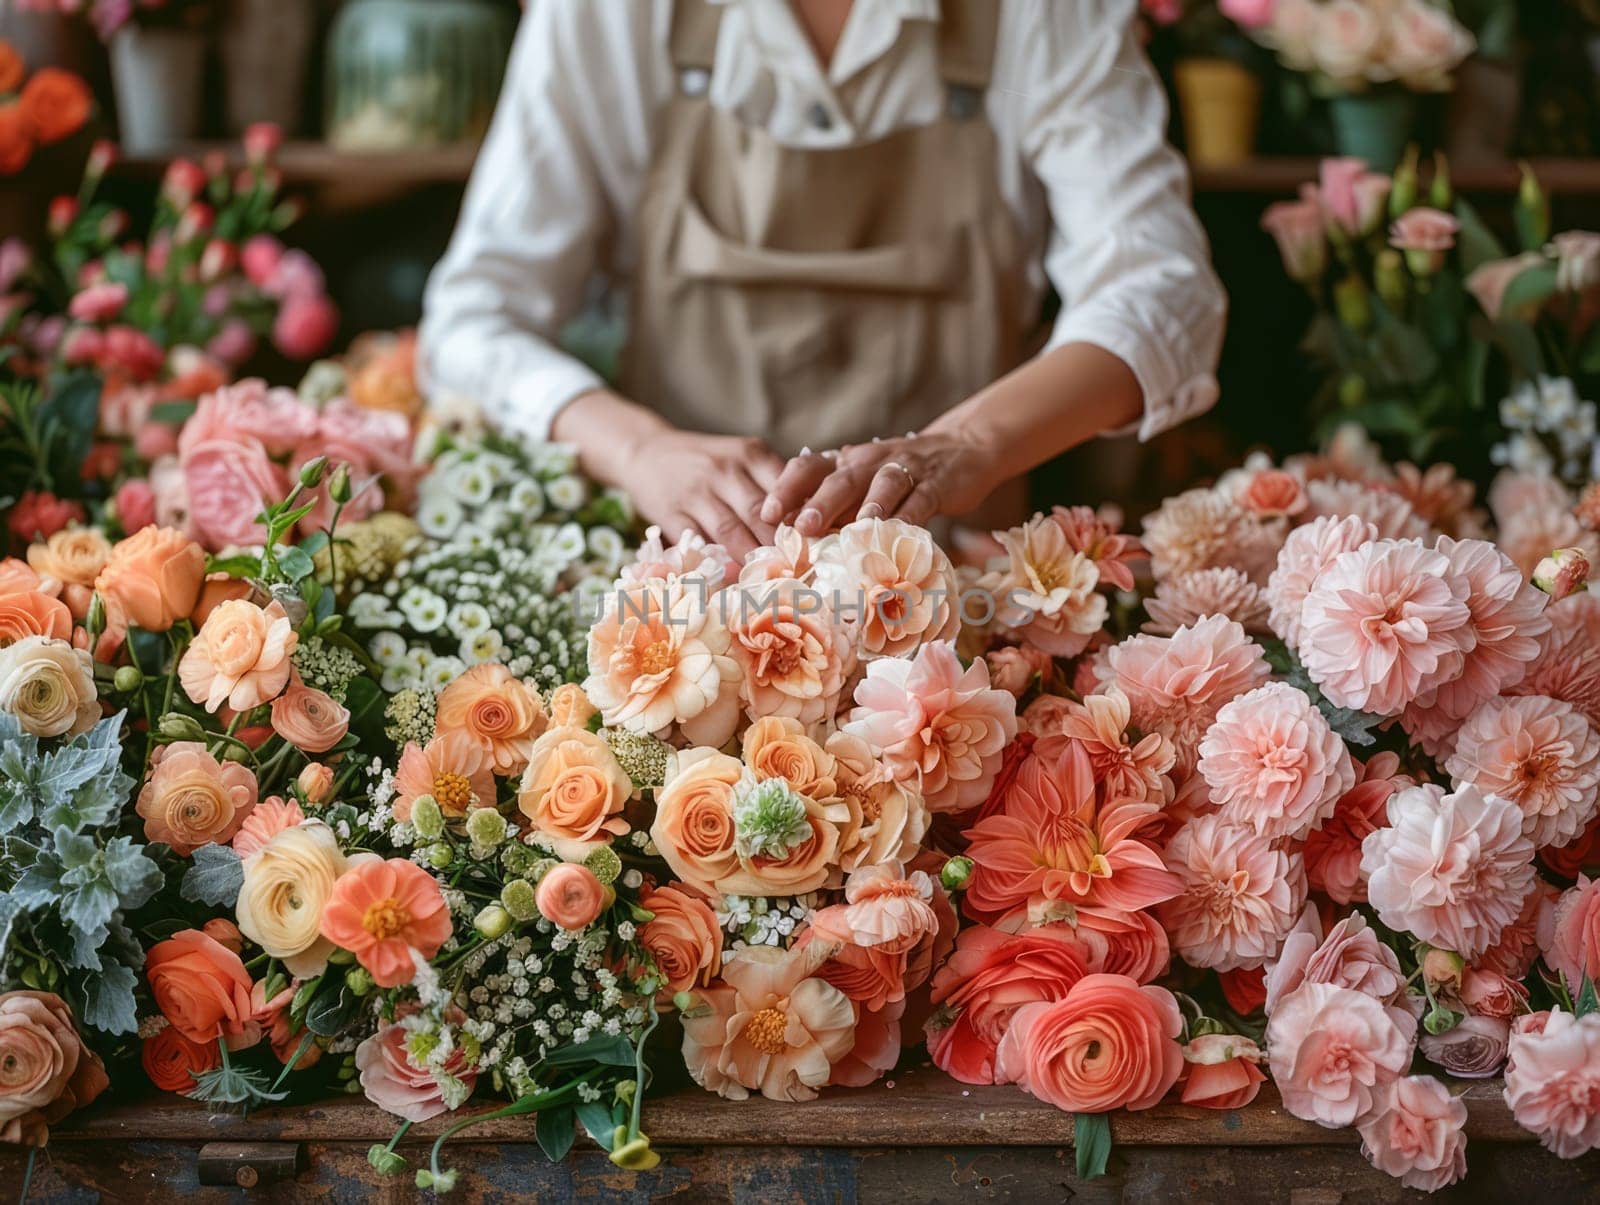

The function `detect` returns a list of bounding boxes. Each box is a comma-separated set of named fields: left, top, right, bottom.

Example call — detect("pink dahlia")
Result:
left=1266, top=981, right=1417, bottom=1129
left=1265, top=513, right=1378, bottom=650
left=1197, top=681, right=1355, bottom=841
left=1389, top=462, right=1482, bottom=539
left=1361, top=784, right=1538, bottom=959
left=1264, top=910, right=1407, bottom=1017
left=1298, top=539, right=1473, bottom=717
left=1095, top=614, right=1270, bottom=778
left=1158, top=813, right=1306, bottom=972
left=1399, top=536, right=1550, bottom=752
left=1140, top=486, right=1286, bottom=585
left=1510, top=592, right=1600, bottom=730
left=1503, top=1009, right=1600, bottom=1158
left=1445, top=695, right=1600, bottom=850
left=1477, top=879, right=1560, bottom=981
left=1304, top=477, right=1430, bottom=541
left=1357, top=1075, right=1469, bottom=1192
left=1050, top=688, right=1176, bottom=807
left=1303, top=751, right=1409, bottom=904
left=1142, top=567, right=1270, bottom=637
left=845, top=640, right=1016, bottom=813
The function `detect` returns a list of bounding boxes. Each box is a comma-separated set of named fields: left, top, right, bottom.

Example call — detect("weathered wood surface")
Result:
left=7, top=1077, right=1598, bottom=1204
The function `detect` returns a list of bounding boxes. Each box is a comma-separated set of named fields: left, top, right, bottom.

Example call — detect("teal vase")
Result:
left=326, top=0, right=513, bottom=150
left=1327, top=91, right=1417, bottom=172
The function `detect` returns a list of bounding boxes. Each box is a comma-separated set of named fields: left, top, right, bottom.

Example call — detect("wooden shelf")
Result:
left=1191, top=155, right=1600, bottom=195
left=108, top=140, right=481, bottom=188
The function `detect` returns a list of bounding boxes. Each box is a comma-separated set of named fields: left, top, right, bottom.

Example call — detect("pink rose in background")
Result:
left=114, top=479, right=156, bottom=534
left=0, top=237, right=30, bottom=293
left=240, top=234, right=285, bottom=287
left=183, top=380, right=320, bottom=458
left=1261, top=197, right=1326, bottom=282
left=273, top=293, right=339, bottom=360
left=1546, top=875, right=1600, bottom=994
left=1220, top=0, right=1275, bottom=28
left=1551, top=230, right=1600, bottom=292
left=293, top=400, right=419, bottom=532
left=1140, top=0, right=1183, bottom=25
left=1357, top=1075, right=1468, bottom=1192
left=1303, top=751, right=1408, bottom=904
left=67, top=281, right=128, bottom=323
left=1419, top=1013, right=1510, bottom=1078
left=1388, top=208, right=1459, bottom=274
left=181, top=436, right=288, bottom=550
left=625, top=526, right=737, bottom=589
left=1267, top=981, right=1416, bottom=1128
left=206, top=318, right=257, bottom=366
left=1362, top=784, right=1537, bottom=960
left=1503, top=1009, right=1600, bottom=1157
left=1386, top=0, right=1476, bottom=89
left=263, top=248, right=325, bottom=301
left=1317, top=158, right=1389, bottom=237
left=1312, top=3, right=1384, bottom=85
left=356, top=1015, right=478, bottom=1123
left=99, top=326, right=164, bottom=381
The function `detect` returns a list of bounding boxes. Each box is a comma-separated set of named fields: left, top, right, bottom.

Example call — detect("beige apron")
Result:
left=622, top=0, right=1029, bottom=465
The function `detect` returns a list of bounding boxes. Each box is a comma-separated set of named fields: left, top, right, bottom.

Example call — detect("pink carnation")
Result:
left=1546, top=875, right=1600, bottom=996
left=1264, top=910, right=1407, bottom=1017
left=1303, top=477, right=1429, bottom=541
left=1298, top=539, right=1473, bottom=717
left=845, top=640, right=1016, bottom=813
left=1096, top=614, right=1270, bottom=778
left=1400, top=536, right=1550, bottom=752
left=1503, top=1009, right=1600, bottom=1158
left=68, top=281, right=127, bottom=323
left=1142, top=567, right=1270, bottom=636
left=1510, top=592, right=1600, bottom=731
left=1158, top=813, right=1306, bottom=972
left=1265, top=513, right=1377, bottom=649
left=1357, top=1075, right=1469, bottom=1192
left=1197, top=681, right=1355, bottom=841
left=1266, top=981, right=1417, bottom=1129
left=1302, top=751, right=1409, bottom=904
left=1361, top=784, right=1537, bottom=959
left=1446, top=695, right=1600, bottom=850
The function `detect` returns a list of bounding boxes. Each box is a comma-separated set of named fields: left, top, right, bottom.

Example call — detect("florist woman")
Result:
left=420, top=0, right=1226, bottom=555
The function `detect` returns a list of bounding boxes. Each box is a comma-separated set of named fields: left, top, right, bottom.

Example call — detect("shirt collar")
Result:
left=711, top=0, right=940, bottom=87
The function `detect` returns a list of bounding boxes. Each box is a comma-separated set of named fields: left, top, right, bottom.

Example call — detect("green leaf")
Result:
left=187, top=1058, right=289, bottom=1107
left=535, top=1106, right=576, bottom=1162
left=277, top=546, right=315, bottom=582
left=1452, top=196, right=1505, bottom=273
left=1074, top=1112, right=1112, bottom=1181
left=101, top=835, right=162, bottom=908
left=181, top=843, right=245, bottom=907
left=75, top=962, right=139, bottom=1035
left=305, top=979, right=359, bottom=1037
left=1498, top=261, right=1559, bottom=319
left=543, top=1033, right=637, bottom=1068
left=342, top=675, right=390, bottom=752
left=0, top=895, right=22, bottom=962
left=1578, top=975, right=1599, bottom=1019
left=575, top=1099, right=620, bottom=1147
left=205, top=554, right=264, bottom=579
left=148, top=400, right=198, bottom=424
left=297, top=531, right=330, bottom=558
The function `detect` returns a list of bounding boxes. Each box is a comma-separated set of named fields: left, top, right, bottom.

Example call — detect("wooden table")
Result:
left=5, top=1073, right=1596, bottom=1203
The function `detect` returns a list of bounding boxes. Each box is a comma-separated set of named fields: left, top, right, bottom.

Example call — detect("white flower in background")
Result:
left=461, top=629, right=506, bottom=665
left=529, top=444, right=578, bottom=476
left=477, top=450, right=515, bottom=485
left=369, top=630, right=410, bottom=666
left=587, top=526, right=626, bottom=568
left=425, top=656, right=468, bottom=691
left=546, top=474, right=589, bottom=512
left=455, top=523, right=493, bottom=553
left=1532, top=376, right=1581, bottom=430
left=418, top=495, right=465, bottom=538
left=349, top=592, right=402, bottom=628
left=508, top=478, right=545, bottom=518
left=448, top=461, right=495, bottom=506
left=448, top=602, right=492, bottom=638
left=551, top=522, right=587, bottom=561
left=1500, top=379, right=1541, bottom=430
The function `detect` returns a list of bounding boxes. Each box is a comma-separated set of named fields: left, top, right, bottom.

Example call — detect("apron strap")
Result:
left=937, top=0, right=1000, bottom=90
left=670, top=0, right=723, bottom=71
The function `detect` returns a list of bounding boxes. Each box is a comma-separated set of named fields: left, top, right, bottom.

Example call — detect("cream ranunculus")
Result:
left=234, top=821, right=366, bottom=978
left=0, top=636, right=98, bottom=737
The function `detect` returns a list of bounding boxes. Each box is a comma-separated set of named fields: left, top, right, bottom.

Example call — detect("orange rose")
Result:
left=145, top=929, right=257, bottom=1046
left=0, top=558, right=48, bottom=596
left=547, top=683, right=598, bottom=729
left=178, top=598, right=298, bottom=713
left=649, top=748, right=745, bottom=896
left=0, top=42, right=22, bottom=94
left=201, top=918, right=245, bottom=955
left=27, top=527, right=111, bottom=618
left=18, top=67, right=91, bottom=145
left=742, top=716, right=838, bottom=800
left=135, top=741, right=259, bottom=854
left=94, top=526, right=205, bottom=633
left=639, top=883, right=722, bottom=998
left=0, top=103, right=31, bottom=176
left=436, top=662, right=546, bottom=775
left=269, top=675, right=350, bottom=754
left=0, top=590, right=71, bottom=647
left=535, top=863, right=608, bottom=931
left=192, top=573, right=253, bottom=625
left=517, top=727, right=631, bottom=846
left=296, top=762, right=335, bottom=805
left=0, top=991, right=109, bottom=1146
left=141, top=1024, right=221, bottom=1093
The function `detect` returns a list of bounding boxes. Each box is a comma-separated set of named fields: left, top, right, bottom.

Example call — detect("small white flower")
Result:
left=460, top=628, right=506, bottom=664
left=551, top=522, right=587, bottom=561
left=368, top=631, right=410, bottom=667
left=449, top=461, right=495, bottom=506
left=348, top=592, right=402, bottom=628
left=508, top=479, right=545, bottom=518
left=447, top=602, right=493, bottom=638
left=546, top=474, right=589, bottom=512
left=587, top=526, right=626, bottom=566
left=426, top=656, right=468, bottom=690
left=418, top=495, right=466, bottom=539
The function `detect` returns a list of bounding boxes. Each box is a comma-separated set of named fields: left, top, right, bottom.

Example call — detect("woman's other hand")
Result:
left=759, top=432, right=999, bottom=537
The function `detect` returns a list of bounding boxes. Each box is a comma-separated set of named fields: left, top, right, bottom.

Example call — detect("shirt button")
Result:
left=807, top=101, right=833, bottom=131
left=679, top=67, right=710, bottom=97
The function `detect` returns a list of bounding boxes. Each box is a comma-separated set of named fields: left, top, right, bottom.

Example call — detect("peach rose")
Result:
left=536, top=862, right=608, bottom=930
left=135, top=741, right=259, bottom=855
left=649, top=749, right=746, bottom=895
left=995, top=974, right=1184, bottom=1112
left=517, top=727, right=632, bottom=845
left=236, top=820, right=363, bottom=978
left=718, top=782, right=843, bottom=897
left=742, top=716, right=838, bottom=800
left=0, top=591, right=71, bottom=648
left=639, top=883, right=722, bottom=998
left=0, top=635, right=98, bottom=738
left=547, top=683, right=598, bottom=729
left=0, top=992, right=109, bottom=1143
left=141, top=1024, right=221, bottom=1093
left=26, top=527, right=111, bottom=616
left=269, top=675, right=350, bottom=754
left=436, top=662, right=546, bottom=776
left=192, top=573, right=252, bottom=625
left=1180, top=1032, right=1267, bottom=1110
left=720, top=576, right=854, bottom=725
left=297, top=762, right=335, bottom=805
left=1237, top=468, right=1307, bottom=518
left=826, top=730, right=928, bottom=873
left=145, top=929, right=258, bottom=1046
left=178, top=598, right=299, bottom=713
left=93, top=526, right=205, bottom=633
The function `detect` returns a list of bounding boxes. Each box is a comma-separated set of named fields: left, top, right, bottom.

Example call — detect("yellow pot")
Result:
left=1175, top=58, right=1263, bottom=168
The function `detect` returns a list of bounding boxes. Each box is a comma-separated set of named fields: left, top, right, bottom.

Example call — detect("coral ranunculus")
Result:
left=144, top=929, right=257, bottom=1046
left=1180, top=1032, right=1267, bottom=1110
left=320, top=858, right=453, bottom=987
left=141, top=1024, right=221, bottom=1093
left=995, top=974, right=1184, bottom=1112
left=0, top=991, right=108, bottom=1146
left=535, top=862, right=608, bottom=931
left=135, top=740, right=259, bottom=854
left=1503, top=1009, right=1600, bottom=1157
left=434, top=661, right=547, bottom=776
left=178, top=598, right=299, bottom=713
left=639, top=883, right=722, bottom=998
left=270, top=676, right=351, bottom=755
left=0, top=590, right=71, bottom=648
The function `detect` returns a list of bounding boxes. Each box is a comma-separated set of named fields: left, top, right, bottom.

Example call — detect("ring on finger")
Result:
left=883, top=461, right=915, bottom=485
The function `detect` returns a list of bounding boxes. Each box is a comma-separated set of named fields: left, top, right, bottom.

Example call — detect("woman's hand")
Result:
left=759, top=431, right=1000, bottom=537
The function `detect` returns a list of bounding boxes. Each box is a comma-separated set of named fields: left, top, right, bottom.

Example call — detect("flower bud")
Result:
left=1424, top=1003, right=1463, bottom=1036
left=1374, top=248, right=1407, bottom=308
left=940, top=856, right=974, bottom=892
left=345, top=966, right=375, bottom=996
left=112, top=665, right=143, bottom=692
left=426, top=842, right=454, bottom=870
left=158, top=713, right=208, bottom=742
left=1422, top=946, right=1465, bottom=992
left=86, top=139, right=118, bottom=181
left=47, top=195, right=79, bottom=238
left=474, top=904, right=513, bottom=940
left=367, top=1145, right=406, bottom=1177
left=501, top=878, right=539, bottom=922
left=329, top=464, right=352, bottom=504
left=1333, top=273, right=1372, bottom=331
left=410, top=795, right=445, bottom=838
left=1534, top=547, right=1590, bottom=601
left=299, top=455, right=327, bottom=489
left=465, top=807, right=508, bottom=850
left=1518, top=163, right=1550, bottom=248
left=1389, top=148, right=1418, bottom=218
left=528, top=857, right=560, bottom=883
left=298, top=761, right=335, bottom=805
left=609, top=1128, right=661, bottom=1171
left=1428, top=151, right=1452, bottom=211
left=1338, top=374, right=1368, bottom=409
left=583, top=844, right=622, bottom=886
left=86, top=592, right=106, bottom=641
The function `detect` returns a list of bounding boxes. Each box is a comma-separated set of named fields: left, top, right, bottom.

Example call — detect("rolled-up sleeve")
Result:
left=1009, top=0, right=1226, bottom=440
left=419, top=2, right=647, bottom=441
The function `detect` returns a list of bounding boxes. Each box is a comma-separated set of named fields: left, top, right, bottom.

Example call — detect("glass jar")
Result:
left=325, top=0, right=513, bottom=150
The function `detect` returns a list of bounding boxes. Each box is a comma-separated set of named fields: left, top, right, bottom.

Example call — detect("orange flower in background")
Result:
left=320, top=857, right=452, bottom=988
left=0, top=41, right=23, bottom=94
left=135, top=741, right=259, bottom=855
left=391, top=729, right=497, bottom=822
left=435, top=662, right=546, bottom=776
left=141, top=1024, right=221, bottom=1093
left=145, top=929, right=257, bottom=1047
left=178, top=597, right=299, bottom=713
left=20, top=68, right=92, bottom=145
left=0, top=591, right=71, bottom=647
left=94, top=526, right=206, bottom=633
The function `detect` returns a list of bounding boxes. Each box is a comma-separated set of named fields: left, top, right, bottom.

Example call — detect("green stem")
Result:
left=627, top=1001, right=661, bottom=1143
left=266, top=1032, right=317, bottom=1095
left=427, top=1077, right=591, bottom=1184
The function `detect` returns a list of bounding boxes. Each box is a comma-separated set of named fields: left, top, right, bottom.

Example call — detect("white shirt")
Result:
left=419, top=0, right=1227, bottom=444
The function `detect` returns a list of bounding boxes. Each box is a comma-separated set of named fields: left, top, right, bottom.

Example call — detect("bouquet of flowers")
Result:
left=1253, top=0, right=1475, bottom=92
